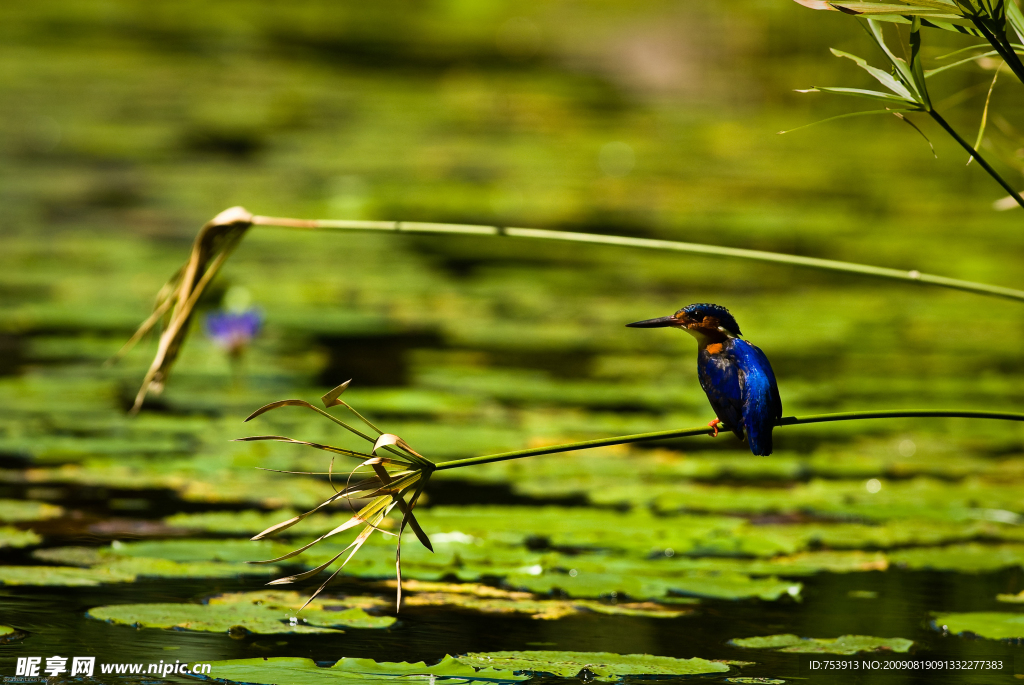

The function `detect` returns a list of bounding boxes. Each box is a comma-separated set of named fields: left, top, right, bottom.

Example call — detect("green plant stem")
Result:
left=970, top=18, right=1024, bottom=87
left=250, top=214, right=1024, bottom=303
left=928, top=110, right=1024, bottom=209
left=431, top=409, right=1024, bottom=471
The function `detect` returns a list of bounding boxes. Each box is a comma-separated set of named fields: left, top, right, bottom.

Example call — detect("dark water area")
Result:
left=3, top=466, right=1024, bottom=685
left=3, top=569, right=1022, bottom=684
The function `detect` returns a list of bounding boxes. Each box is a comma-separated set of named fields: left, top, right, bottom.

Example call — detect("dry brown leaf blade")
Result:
left=296, top=511, right=388, bottom=610
left=128, top=206, right=254, bottom=413
left=244, top=398, right=387, bottom=447
left=370, top=432, right=431, bottom=467
left=245, top=400, right=320, bottom=421
left=321, top=380, right=352, bottom=408
left=252, top=496, right=392, bottom=564
left=235, top=435, right=380, bottom=461
left=249, top=481, right=382, bottom=540
left=372, top=434, right=403, bottom=454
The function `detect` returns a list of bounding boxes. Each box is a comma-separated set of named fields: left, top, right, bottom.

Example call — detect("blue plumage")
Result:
left=626, top=303, right=782, bottom=456
left=699, top=338, right=781, bottom=456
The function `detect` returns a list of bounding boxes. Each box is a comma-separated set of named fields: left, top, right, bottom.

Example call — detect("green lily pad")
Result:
left=932, top=612, right=1024, bottom=640
left=0, top=625, right=15, bottom=637
left=0, top=499, right=62, bottom=522
left=24, top=457, right=340, bottom=509
left=109, top=538, right=290, bottom=563
left=166, top=509, right=302, bottom=536
left=0, top=526, right=40, bottom=548
left=186, top=504, right=1024, bottom=566
left=505, top=568, right=799, bottom=602
left=88, top=591, right=395, bottom=633
left=32, top=546, right=277, bottom=579
left=403, top=592, right=693, bottom=620
left=189, top=655, right=524, bottom=684
left=0, top=565, right=136, bottom=586
left=730, top=634, right=913, bottom=655
left=102, top=557, right=276, bottom=579
left=33, top=546, right=107, bottom=566
left=456, top=651, right=730, bottom=679
left=380, top=579, right=698, bottom=619
left=888, top=543, right=1024, bottom=572
left=193, top=650, right=728, bottom=682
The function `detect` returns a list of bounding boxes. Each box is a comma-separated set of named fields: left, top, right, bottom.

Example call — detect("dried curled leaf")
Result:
left=117, top=206, right=254, bottom=413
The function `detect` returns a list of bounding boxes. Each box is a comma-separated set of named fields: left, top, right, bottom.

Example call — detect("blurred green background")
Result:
left=2, top=1, right=1024, bottom=682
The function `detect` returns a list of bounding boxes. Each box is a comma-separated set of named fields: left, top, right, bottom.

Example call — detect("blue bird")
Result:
left=627, top=303, right=782, bottom=455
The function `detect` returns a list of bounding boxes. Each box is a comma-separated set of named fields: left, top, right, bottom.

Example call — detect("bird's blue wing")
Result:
left=698, top=352, right=744, bottom=440
left=743, top=342, right=782, bottom=421
left=732, top=339, right=781, bottom=455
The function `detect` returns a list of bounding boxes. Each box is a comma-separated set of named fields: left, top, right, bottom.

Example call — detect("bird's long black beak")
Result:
left=625, top=315, right=678, bottom=328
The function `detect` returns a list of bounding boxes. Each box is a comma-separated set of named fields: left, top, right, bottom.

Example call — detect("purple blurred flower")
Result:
left=205, top=309, right=262, bottom=357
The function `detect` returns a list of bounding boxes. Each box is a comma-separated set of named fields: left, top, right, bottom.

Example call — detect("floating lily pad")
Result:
left=404, top=592, right=692, bottom=620
left=889, top=544, right=1024, bottom=572
left=456, top=651, right=730, bottom=679
left=24, top=457, right=340, bottom=509
left=375, top=579, right=695, bottom=618
left=724, top=679, right=786, bottom=684
left=196, top=651, right=729, bottom=682
left=186, top=655, right=524, bottom=684
left=0, top=565, right=135, bottom=586
left=627, top=477, right=1024, bottom=524
left=204, top=504, right=1024, bottom=565
left=88, top=591, right=394, bottom=634
left=102, top=557, right=276, bottom=579
left=0, top=626, right=15, bottom=637
left=730, top=634, right=913, bottom=654
left=109, top=538, right=291, bottom=563
left=744, top=551, right=889, bottom=576
left=0, top=526, right=40, bottom=548
left=505, top=568, right=800, bottom=602
left=932, top=612, right=1024, bottom=640
left=33, top=546, right=106, bottom=566
left=0, top=499, right=62, bottom=522
left=165, top=510, right=302, bottom=536
left=33, top=546, right=277, bottom=579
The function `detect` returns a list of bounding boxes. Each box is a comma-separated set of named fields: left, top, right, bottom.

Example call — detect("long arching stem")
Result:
left=430, top=409, right=1024, bottom=471
left=250, top=214, right=1024, bottom=303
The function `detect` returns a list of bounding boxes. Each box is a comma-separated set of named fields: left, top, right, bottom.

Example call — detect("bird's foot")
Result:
left=708, top=419, right=721, bottom=438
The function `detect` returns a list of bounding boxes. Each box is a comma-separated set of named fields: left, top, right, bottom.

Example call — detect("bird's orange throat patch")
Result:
left=703, top=342, right=725, bottom=355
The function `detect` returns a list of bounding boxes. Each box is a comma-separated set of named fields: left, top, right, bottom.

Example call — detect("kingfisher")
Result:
left=627, top=303, right=782, bottom=456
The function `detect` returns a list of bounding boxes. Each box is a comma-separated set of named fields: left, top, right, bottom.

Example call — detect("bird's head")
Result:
left=626, top=303, right=741, bottom=345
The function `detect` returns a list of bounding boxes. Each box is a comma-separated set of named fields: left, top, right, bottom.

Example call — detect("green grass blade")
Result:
left=811, top=86, right=921, bottom=105
left=830, top=48, right=916, bottom=97
left=968, top=62, right=1003, bottom=165
left=778, top=108, right=914, bottom=135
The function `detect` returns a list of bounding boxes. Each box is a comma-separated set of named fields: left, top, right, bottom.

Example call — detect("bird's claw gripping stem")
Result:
left=708, top=419, right=721, bottom=438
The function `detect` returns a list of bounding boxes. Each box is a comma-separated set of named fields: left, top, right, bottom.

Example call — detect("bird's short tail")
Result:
left=746, top=425, right=773, bottom=456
